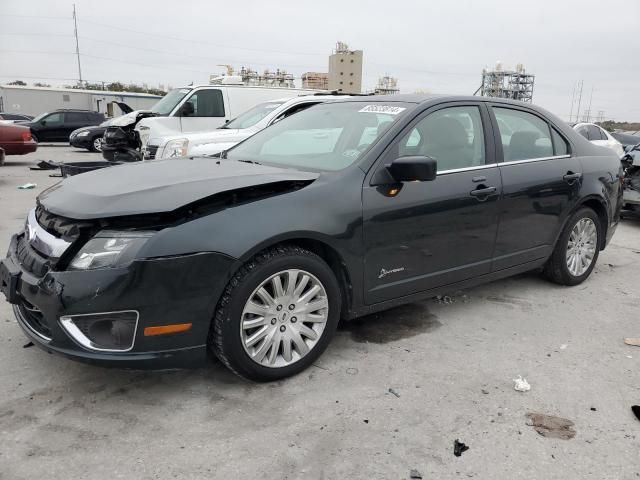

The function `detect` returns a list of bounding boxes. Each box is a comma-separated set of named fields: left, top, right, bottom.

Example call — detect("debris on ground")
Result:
left=513, top=375, right=531, bottom=392
left=453, top=439, right=469, bottom=457
left=388, top=388, right=400, bottom=398
left=590, top=407, right=597, bottom=412
left=560, top=344, right=568, bottom=350
left=624, top=338, right=640, bottom=347
left=481, top=389, right=490, bottom=395
left=17, top=183, right=37, bottom=189
left=525, top=413, right=576, bottom=439
left=30, top=160, right=59, bottom=171
left=22, top=342, right=34, bottom=348
left=435, top=295, right=454, bottom=304
left=409, top=469, right=423, bottom=479
left=632, top=406, right=640, bottom=422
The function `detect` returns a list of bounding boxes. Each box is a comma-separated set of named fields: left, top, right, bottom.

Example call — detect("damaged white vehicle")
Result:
left=145, top=94, right=350, bottom=160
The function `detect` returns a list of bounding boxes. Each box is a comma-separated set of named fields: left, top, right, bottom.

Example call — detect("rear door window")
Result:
left=184, top=89, right=225, bottom=117
left=586, top=125, right=604, bottom=141
left=493, top=108, right=553, bottom=161
left=551, top=128, right=569, bottom=155
left=65, top=112, right=87, bottom=123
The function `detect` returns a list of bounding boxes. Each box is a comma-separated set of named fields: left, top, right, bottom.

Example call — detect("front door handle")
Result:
left=469, top=186, right=497, bottom=201
left=563, top=171, right=582, bottom=183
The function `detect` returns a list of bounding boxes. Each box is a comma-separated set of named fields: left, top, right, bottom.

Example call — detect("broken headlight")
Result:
left=69, top=232, right=153, bottom=270
left=161, top=138, right=189, bottom=158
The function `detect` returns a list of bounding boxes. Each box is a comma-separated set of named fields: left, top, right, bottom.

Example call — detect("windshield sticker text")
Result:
left=359, top=105, right=406, bottom=115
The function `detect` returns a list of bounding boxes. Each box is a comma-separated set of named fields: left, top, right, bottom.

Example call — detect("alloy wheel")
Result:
left=240, top=269, right=329, bottom=368
left=93, top=137, right=103, bottom=152
left=566, top=218, right=597, bottom=277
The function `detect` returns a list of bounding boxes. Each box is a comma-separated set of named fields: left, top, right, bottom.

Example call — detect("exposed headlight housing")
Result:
left=69, top=231, right=153, bottom=271
left=161, top=138, right=189, bottom=158
left=77, top=130, right=90, bottom=137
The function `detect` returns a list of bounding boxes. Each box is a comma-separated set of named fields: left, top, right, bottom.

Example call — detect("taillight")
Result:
left=21, top=131, right=32, bottom=141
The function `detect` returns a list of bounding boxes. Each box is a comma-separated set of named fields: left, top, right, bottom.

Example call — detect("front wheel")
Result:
left=210, top=245, right=341, bottom=381
left=89, top=136, right=104, bottom=152
left=544, top=207, right=601, bottom=285
left=31, top=134, right=39, bottom=143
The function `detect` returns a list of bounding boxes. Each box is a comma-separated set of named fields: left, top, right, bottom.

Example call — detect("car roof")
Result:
left=327, top=93, right=545, bottom=108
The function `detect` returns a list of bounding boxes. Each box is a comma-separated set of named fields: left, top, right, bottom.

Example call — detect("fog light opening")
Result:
left=60, top=311, right=138, bottom=352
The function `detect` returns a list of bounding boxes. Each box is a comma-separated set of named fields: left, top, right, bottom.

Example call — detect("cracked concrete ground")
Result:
left=1, top=147, right=639, bottom=479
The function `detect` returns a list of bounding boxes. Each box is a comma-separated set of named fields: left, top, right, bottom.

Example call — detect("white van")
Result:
left=136, top=82, right=317, bottom=157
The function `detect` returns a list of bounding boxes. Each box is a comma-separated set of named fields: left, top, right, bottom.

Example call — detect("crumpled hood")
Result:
left=39, top=157, right=319, bottom=220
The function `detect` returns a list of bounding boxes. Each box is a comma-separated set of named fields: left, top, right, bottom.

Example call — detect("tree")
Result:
left=8, top=80, right=27, bottom=86
left=33, top=82, right=51, bottom=87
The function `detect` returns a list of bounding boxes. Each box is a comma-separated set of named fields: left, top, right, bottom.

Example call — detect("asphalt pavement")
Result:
left=1, top=146, right=639, bottom=479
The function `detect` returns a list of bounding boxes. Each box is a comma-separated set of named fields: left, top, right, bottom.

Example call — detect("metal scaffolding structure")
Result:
left=374, top=75, right=400, bottom=95
left=476, top=62, right=535, bottom=103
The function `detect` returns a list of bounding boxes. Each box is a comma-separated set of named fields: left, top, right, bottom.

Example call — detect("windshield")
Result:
left=226, top=102, right=411, bottom=171
left=151, top=88, right=191, bottom=115
left=223, top=101, right=284, bottom=129
left=31, top=112, right=49, bottom=123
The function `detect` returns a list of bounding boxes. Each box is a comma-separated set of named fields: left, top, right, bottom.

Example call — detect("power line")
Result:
left=0, top=32, right=74, bottom=38
left=0, top=50, right=75, bottom=55
left=80, top=18, right=327, bottom=57
left=0, top=14, right=70, bottom=20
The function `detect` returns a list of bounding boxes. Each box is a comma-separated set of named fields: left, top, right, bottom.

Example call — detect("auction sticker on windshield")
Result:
left=358, top=105, right=406, bottom=115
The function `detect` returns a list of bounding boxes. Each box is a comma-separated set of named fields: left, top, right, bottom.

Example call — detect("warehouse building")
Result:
left=0, top=85, right=161, bottom=117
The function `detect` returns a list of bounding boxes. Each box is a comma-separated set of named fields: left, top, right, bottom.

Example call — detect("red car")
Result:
left=0, top=123, right=37, bottom=165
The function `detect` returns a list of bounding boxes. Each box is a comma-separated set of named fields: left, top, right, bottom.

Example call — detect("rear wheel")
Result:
left=0, top=148, right=5, bottom=166
left=210, top=245, right=341, bottom=381
left=544, top=207, right=601, bottom=285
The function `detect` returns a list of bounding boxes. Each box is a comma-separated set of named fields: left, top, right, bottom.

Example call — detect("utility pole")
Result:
left=73, top=4, right=83, bottom=86
left=569, top=81, right=576, bottom=123
left=575, top=80, right=584, bottom=123
left=585, top=87, right=594, bottom=123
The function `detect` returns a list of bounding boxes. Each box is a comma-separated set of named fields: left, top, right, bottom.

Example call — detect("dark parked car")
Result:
left=70, top=102, right=133, bottom=152
left=26, top=109, right=104, bottom=143
left=0, top=122, right=37, bottom=165
left=69, top=121, right=110, bottom=152
left=611, top=130, right=640, bottom=150
left=0, top=95, right=623, bottom=381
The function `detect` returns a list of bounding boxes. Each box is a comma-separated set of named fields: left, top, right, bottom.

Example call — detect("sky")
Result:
left=0, top=0, right=638, bottom=121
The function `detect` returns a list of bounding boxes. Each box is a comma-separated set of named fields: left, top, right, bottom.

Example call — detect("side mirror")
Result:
left=40, top=120, right=47, bottom=126
left=371, top=156, right=437, bottom=185
left=179, top=102, right=195, bottom=117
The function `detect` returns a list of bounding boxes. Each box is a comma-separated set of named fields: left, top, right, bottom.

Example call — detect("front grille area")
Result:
left=35, top=205, right=91, bottom=241
left=15, top=299, right=52, bottom=340
left=144, top=145, right=158, bottom=160
left=15, top=234, right=50, bottom=277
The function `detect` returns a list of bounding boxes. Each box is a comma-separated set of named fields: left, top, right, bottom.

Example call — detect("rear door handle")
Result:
left=563, top=172, right=582, bottom=183
left=469, top=186, right=497, bottom=199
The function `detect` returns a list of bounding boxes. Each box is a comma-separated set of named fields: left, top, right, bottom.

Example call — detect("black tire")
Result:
left=544, top=207, right=601, bottom=286
left=210, top=245, right=341, bottom=381
left=89, top=136, right=103, bottom=153
left=0, top=148, right=5, bottom=167
left=31, top=134, right=38, bottom=143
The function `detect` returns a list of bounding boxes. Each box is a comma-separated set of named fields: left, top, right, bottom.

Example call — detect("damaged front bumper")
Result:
left=1, top=233, right=234, bottom=369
